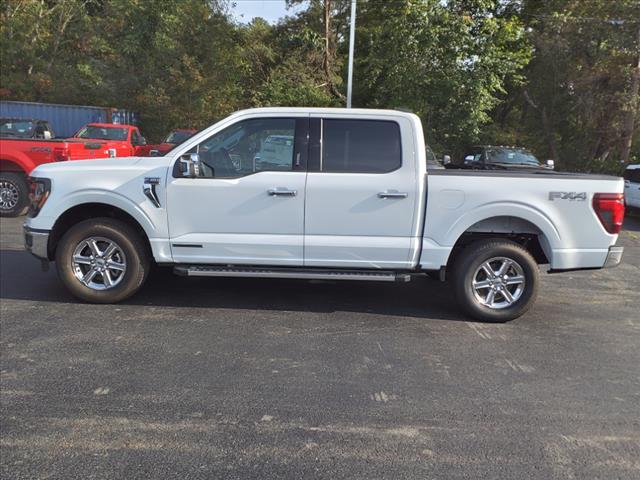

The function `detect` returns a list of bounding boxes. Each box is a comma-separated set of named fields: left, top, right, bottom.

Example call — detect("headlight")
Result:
left=28, top=177, right=51, bottom=217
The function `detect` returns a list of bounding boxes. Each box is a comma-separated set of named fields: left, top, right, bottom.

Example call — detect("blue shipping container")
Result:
left=0, top=101, right=138, bottom=138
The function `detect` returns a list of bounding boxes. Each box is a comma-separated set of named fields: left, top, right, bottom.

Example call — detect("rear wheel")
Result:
left=452, top=239, right=539, bottom=322
left=0, top=172, right=28, bottom=217
left=55, top=218, right=150, bottom=303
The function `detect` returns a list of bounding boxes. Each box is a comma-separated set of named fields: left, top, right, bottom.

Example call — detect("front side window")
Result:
left=464, top=151, right=483, bottom=164
left=322, top=119, right=401, bottom=173
left=194, top=118, right=296, bottom=178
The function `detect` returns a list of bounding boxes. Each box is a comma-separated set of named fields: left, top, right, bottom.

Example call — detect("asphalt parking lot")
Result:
left=1, top=214, right=639, bottom=479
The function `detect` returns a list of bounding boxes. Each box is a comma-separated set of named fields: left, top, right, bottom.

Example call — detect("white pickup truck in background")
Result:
left=24, top=108, right=625, bottom=322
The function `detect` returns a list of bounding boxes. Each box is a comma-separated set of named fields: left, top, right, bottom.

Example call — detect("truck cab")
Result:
left=72, top=123, right=146, bottom=157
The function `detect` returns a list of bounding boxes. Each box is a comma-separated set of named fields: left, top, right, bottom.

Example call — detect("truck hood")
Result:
left=33, top=156, right=151, bottom=174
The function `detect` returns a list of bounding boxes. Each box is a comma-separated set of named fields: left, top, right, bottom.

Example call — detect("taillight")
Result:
left=28, top=177, right=51, bottom=217
left=592, top=193, right=624, bottom=234
left=53, top=146, right=70, bottom=162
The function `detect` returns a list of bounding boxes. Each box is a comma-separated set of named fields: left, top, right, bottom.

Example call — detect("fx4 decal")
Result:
left=549, top=191, right=587, bottom=201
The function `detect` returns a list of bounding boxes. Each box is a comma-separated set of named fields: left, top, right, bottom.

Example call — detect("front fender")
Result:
left=28, top=188, right=165, bottom=241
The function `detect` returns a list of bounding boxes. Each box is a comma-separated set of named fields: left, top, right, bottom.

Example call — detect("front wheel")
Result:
left=451, top=239, right=539, bottom=322
left=0, top=172, right=28, bottom=217
left=55, top=218, right=150, bottom=303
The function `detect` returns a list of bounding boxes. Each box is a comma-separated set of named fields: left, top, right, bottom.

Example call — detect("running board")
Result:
left=174, top=265, right=411, bottom=282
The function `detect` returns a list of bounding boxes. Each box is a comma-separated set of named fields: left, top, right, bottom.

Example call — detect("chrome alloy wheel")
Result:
left=472, top=257, right=526, bottom=310
left=0, top=180, right=19, bottom=211
left=71, top=237, right=127, bottom=290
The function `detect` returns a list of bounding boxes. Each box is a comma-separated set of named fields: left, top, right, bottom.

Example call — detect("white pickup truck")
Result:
left=24, top=108, right=626, bottom=322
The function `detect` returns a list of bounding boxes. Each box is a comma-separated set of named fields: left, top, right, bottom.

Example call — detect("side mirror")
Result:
left=545, top=159, right=555, bottom=170
left=138, top=136, right=147, bottom=146
left=149, top=149, right=160, bottom=157
left=43, top=131, right=52, bottom=140
left=442, top=154, right=451, bottom=165
left=179, top=153, right=201, bottom=177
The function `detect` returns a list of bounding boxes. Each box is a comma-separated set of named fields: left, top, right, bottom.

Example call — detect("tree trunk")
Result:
left=524, top=90, right=559, bottom=163
left=620, top=26, right=640, bottom=165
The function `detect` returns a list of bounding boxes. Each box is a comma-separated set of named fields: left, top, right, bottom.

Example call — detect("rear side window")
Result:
left=322, top=119, right=401, bottom=173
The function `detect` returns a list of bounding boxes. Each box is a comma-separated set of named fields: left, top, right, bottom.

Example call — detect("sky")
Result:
left=230, top=0, right=306, bottom=24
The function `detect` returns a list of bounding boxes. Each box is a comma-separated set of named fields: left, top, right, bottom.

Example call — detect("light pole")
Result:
left=346, top=0, right=356, bottom=108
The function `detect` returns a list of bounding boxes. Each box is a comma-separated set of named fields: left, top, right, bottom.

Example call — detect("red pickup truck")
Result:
left=71, top=123, right=147, bottom=157
left=136, top=129, right=196, bottom=156
left=0, top=137, right=122, bottom=216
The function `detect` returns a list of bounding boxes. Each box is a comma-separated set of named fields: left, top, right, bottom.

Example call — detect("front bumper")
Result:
left=603, top=246, right=624, bottom=268
left=24, top=225, right=50, bottom=260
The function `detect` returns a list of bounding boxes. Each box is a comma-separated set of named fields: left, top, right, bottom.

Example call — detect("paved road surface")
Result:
left=1, top=214, right=639, bottom=479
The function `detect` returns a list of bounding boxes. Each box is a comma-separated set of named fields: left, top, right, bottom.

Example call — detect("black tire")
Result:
left=451, top=239, right=539, bottom=322
left=0, top=172, right=28, bottom=217
left=55, top=218, right=150, bottom=303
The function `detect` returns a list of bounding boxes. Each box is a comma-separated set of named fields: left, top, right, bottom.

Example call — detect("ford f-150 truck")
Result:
left=23, top=108, right=625, bottom=322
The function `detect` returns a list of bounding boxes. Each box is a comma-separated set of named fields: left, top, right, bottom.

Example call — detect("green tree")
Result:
left=492, top=0, right=640, bottom=171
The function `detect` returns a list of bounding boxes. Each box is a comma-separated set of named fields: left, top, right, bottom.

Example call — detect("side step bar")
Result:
left=174, top=265, right=412, bottom=282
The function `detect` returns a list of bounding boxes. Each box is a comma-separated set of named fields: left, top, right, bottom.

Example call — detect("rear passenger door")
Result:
left=304, top=115, right=420, bottom=269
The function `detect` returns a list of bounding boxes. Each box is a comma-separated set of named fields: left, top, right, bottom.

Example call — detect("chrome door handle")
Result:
left=268, top=188, right=297, bottom=197
left=378, top=191, right=408, bottom=199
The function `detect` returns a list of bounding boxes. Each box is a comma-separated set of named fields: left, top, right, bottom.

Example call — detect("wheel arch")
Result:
left=445, top=215, right=552, bottom=272
left=48, top=203, right=153, bottom=262
left=0, top=151, right=34, bottom=174
left=0, top=159, right=28, bottom=174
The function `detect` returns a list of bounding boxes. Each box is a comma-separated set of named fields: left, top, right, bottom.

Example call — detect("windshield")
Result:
left=485, top=148, right=541, bottom=166
left=76, top=126, right=128, bottom=141
left=0, top=119, right=34, bottom=137
left=163, top=130, right=194, bottom=144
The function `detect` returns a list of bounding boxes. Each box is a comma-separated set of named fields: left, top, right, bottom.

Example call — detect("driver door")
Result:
left=166, top=116, right=308, bottom=265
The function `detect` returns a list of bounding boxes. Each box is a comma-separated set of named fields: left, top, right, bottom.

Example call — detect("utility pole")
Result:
left=346, top=0, right=357, bottom=108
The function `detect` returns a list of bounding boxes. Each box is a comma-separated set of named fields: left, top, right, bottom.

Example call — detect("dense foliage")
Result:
left=1, top=0, right=638, bottom=171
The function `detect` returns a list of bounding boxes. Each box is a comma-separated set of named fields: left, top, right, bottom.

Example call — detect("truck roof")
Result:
left=85, top=123, right=137, bottom=128
left=229, top=107, right=420, bottom=119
